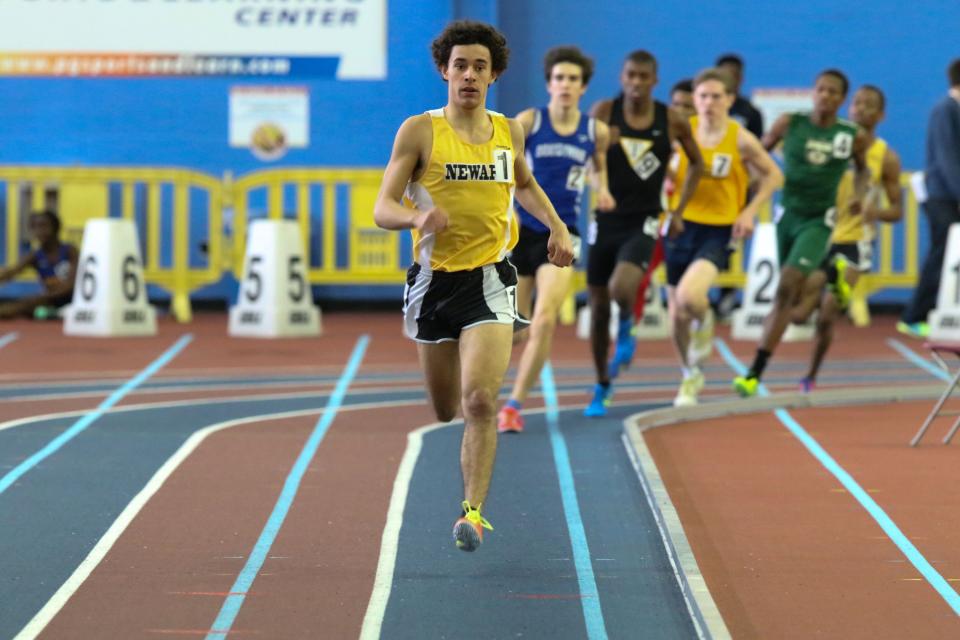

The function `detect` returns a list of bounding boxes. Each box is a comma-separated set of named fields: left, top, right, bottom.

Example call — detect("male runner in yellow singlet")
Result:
left=666, top=69, right=781, bottom=406
left=374, top=21, right=573, bottom=552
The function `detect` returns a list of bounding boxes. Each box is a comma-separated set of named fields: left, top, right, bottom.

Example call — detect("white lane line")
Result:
left=13, top=397, right=425, bottom=640
left=0, top=335, right=193, bottom=495
left=0, top=384, right=675, bottom=436
left=0, top=332, right=19, bottom=350
left=359, top=398, right=648, bottom=639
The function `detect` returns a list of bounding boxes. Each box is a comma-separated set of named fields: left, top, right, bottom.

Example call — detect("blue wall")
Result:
left=2, top=0, right=956, bottom=304
left=499, top=0, right=960, bottom=173
left=3, top=1, right=956, bottom=172
left=0, top=1, right=454, bottom=173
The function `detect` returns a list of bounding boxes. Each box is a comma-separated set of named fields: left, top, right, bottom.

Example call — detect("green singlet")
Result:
left=777, top=113, right=859, bottom=273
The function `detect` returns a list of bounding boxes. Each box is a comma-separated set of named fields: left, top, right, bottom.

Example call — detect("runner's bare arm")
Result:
left=590, top=120, right=616, bottom=211
left=762, top=113, right=791, bottom=151
left=373, top=115, right=448, bottom=233
left=667, top=107, right=703, bottom=221
left=514, top=108, right=537, bottom=138
left=735, top=128, right=784, bottom=238
left=850, top=127, right=872, bottom=204
left=867, top=147, right=903, bottom=223
left=589, top=99, right=613, bottom=125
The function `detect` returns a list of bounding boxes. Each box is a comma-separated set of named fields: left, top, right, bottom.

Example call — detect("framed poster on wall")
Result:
left=229, top=86, right=310, bottom=161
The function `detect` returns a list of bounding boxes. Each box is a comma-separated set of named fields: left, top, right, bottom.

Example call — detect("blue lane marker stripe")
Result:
left=0, top=332, right=18, bottom=350
left=540, top=362, right=608, bottom=640
left=714, top=337, right=960, bottom=615
left=0, top=334, right=193, bottom=496
left=206, top=335, right=370, bottom=640
left=886, top=338, right=951, bottom=382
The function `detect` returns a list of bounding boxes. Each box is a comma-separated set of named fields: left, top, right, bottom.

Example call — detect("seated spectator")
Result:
left=0, top=210, right=78, bottom=319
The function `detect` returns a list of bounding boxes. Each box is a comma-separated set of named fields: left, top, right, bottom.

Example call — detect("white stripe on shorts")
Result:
left=402, top=268, right=432, bottom=340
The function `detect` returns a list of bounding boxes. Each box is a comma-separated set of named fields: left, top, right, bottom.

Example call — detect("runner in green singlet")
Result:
left=733, top=69, right=869, bottom=397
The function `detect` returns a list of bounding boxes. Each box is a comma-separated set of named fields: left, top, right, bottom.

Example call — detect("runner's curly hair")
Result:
left=431, top=20, right=509, bottom=76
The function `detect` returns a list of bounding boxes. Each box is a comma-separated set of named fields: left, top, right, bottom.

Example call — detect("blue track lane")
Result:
left=0, top=358, right=932, bottom=401
left=0, top=390, right=423, bottom=640
left=14, top=354, right=908, bottom=638
left=380, top=404, right=698, bottom=640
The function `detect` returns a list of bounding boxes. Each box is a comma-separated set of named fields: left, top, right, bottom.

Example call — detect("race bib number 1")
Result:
left=493, top=149, right=513, bottom=183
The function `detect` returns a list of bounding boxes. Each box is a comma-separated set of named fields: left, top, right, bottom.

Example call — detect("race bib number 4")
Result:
left=832, top=132, right=853, bottom=159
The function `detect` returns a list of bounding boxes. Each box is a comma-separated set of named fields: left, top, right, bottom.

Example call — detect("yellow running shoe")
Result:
left=453, top=501, right=494, bottom=552
left=830, top=256, right=851, bottom=310
left=896, top=320, right=930, bottom=339
left=732, top=375, right=759, bottom=398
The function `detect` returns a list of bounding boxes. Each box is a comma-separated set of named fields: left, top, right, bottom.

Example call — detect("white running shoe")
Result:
left=687, top=309, right=715, bottom=368
left=673, top=369, right=705, bottom=407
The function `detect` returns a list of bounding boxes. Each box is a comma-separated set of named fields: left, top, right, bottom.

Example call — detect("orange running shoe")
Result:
left=497, top=406, right=524, bottom=433
left=453, top=501, right=494, bottom=552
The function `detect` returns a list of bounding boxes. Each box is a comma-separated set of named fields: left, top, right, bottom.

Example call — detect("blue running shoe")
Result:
left=608, top=325, right=637, bottom=379
left=584, top=383, right=613, bottom=417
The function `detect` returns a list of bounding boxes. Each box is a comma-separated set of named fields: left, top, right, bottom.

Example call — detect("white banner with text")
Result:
left=0, top=0, right=386, bottom=79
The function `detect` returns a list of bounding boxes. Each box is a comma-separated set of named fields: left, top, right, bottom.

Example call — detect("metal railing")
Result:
left=0, top=166, right=923, bottom=326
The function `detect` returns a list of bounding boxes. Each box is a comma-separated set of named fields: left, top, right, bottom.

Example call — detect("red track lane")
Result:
left=37, top=404, right=434, bottom=639
left=5, top=311, right=954, bottom=638
left=645, top=400, right=960, bottom=639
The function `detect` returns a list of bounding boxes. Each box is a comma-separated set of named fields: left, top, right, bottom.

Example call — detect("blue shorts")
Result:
left=664, top=220, right=734, bottom=286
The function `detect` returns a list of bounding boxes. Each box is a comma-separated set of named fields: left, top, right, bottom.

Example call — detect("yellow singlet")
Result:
left=673, top=116, right=748, bottom=226
left=831, top=137, right=888, bottom=244
left=404, top=108, right=518, bottom=271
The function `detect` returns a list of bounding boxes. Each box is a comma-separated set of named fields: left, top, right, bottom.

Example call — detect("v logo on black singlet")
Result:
left=620, top=137, right=661, bottom=180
